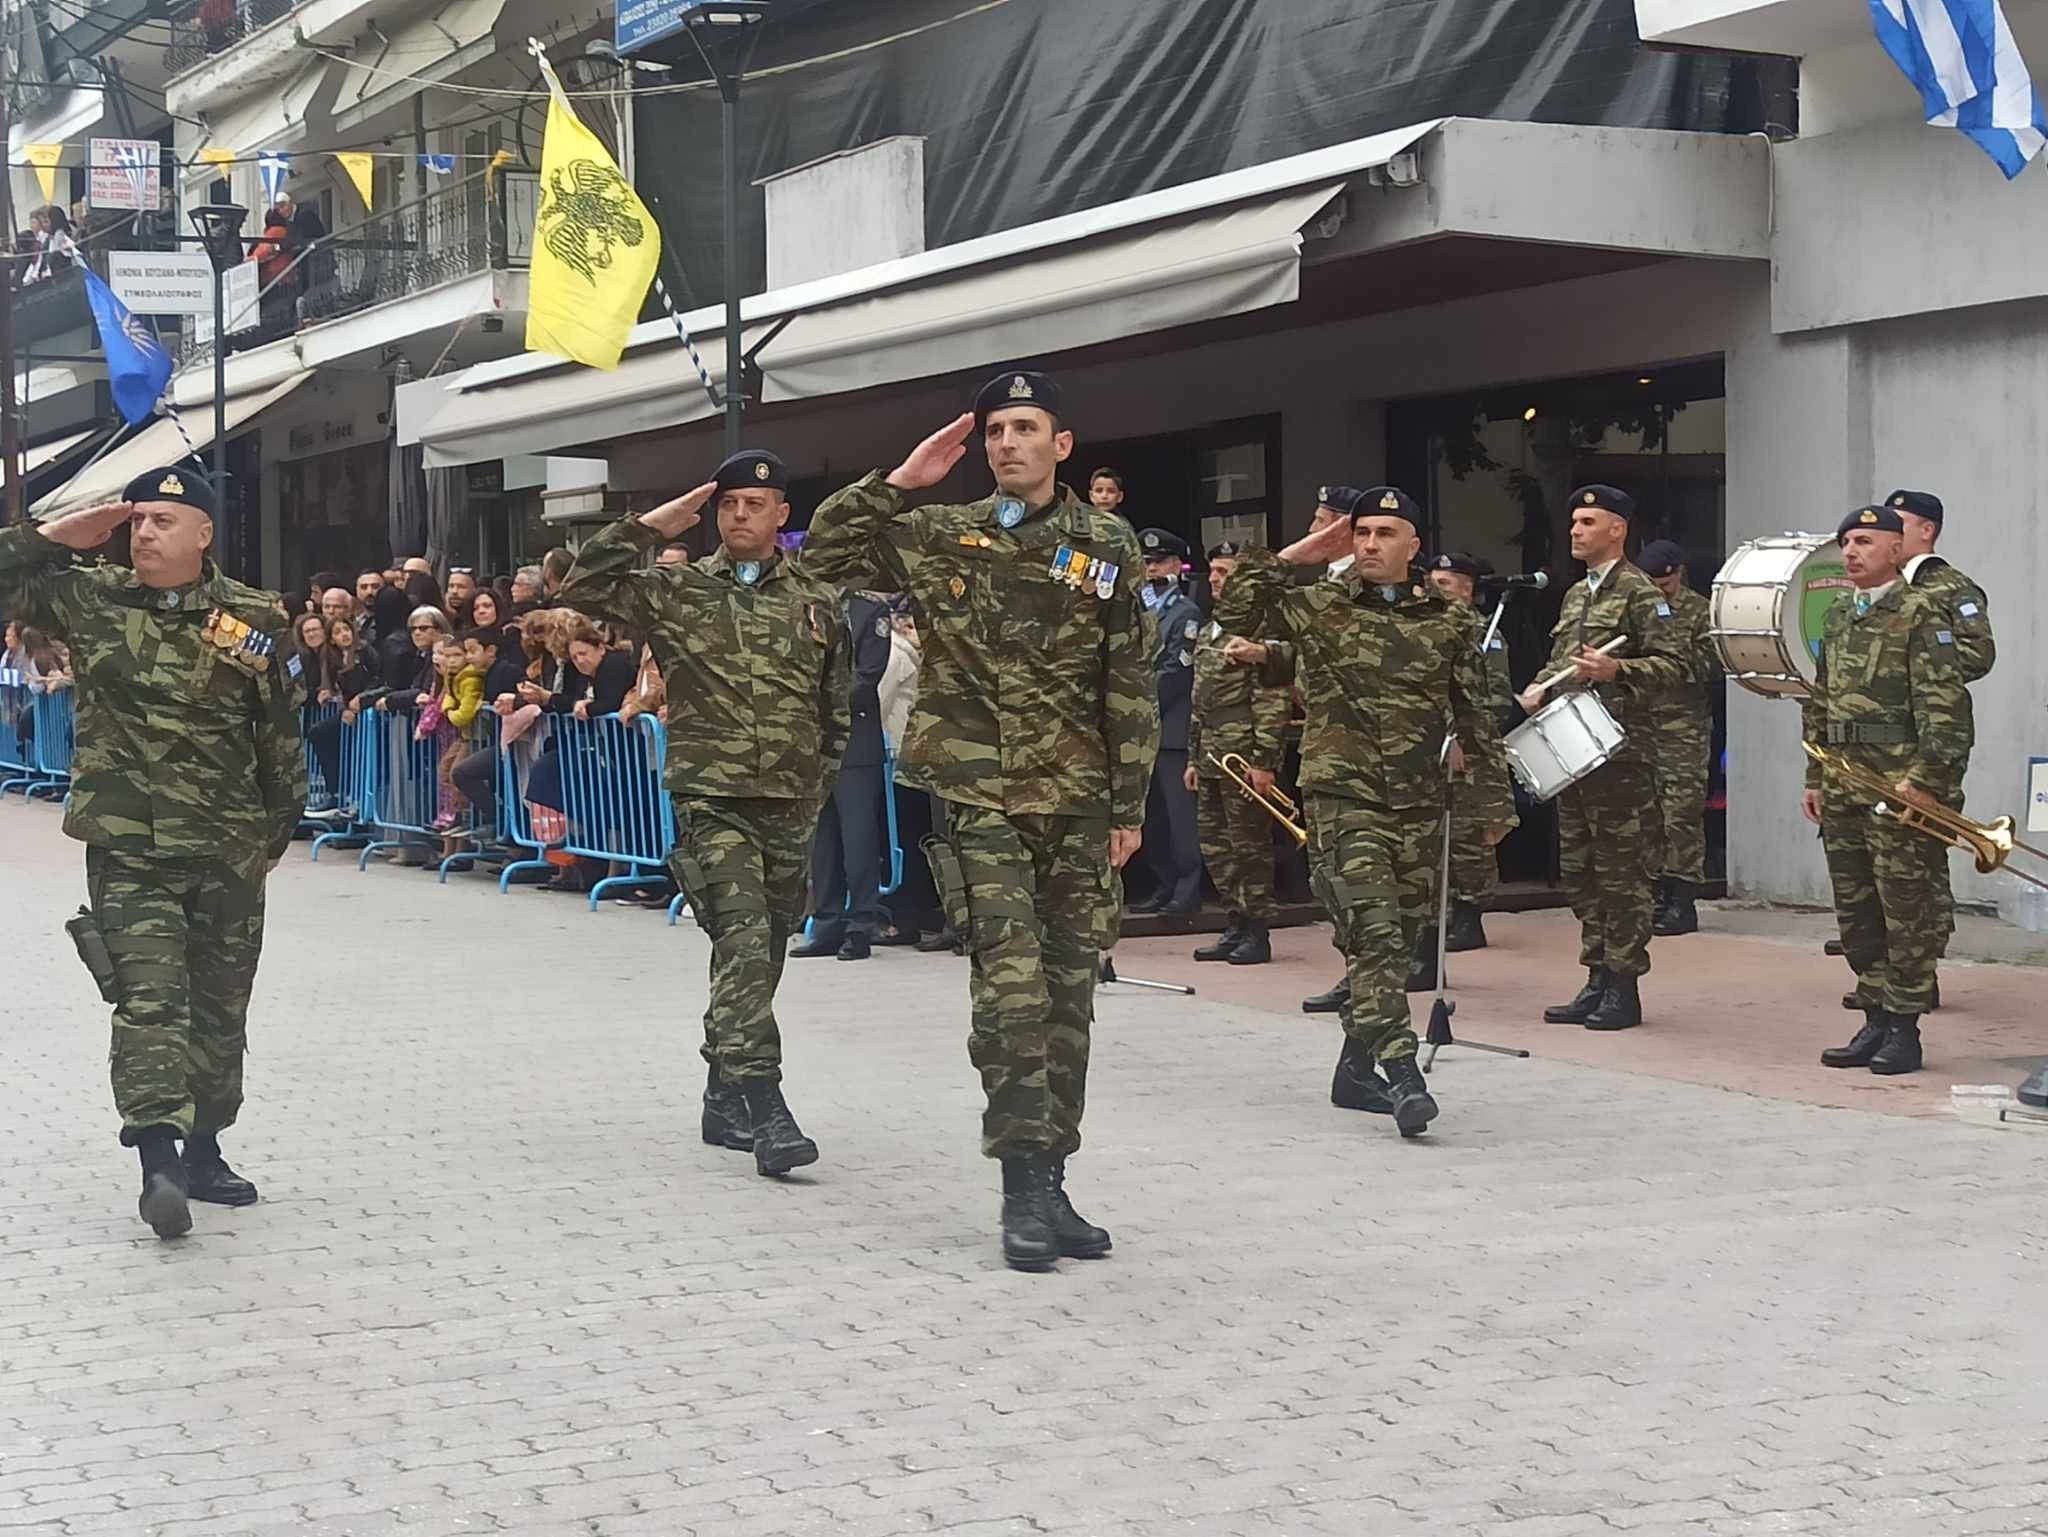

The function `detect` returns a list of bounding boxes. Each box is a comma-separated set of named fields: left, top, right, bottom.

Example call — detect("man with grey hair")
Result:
left=510, top=566, right=544, bottom=614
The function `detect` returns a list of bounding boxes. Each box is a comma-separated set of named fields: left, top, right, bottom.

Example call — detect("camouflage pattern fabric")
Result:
left=1449, top=634, right=1519, bottom=904
left=1197, top=776, right=1277, bottom=922
left=560, top=520, right=850, bottom=801
left=1307, top=796, right=1433, bottom=1065
left=1185, top=620, right=1290, bottom=775
left=802, top=472, right=1158, bottom=825
left=86, top=848, right=266, bottom=1146
left=669, top=795, right=819, bottom=1083
left=1644, top=583, right=1719, bottom=884
left=0, top=525, right=306, bottom=872
left=1800, top=582, right=1974, bottom=1011
left=941, top=803, right=1119, bottom=1158
left=1906, top=556, right=1992, bottom=958
left=1538, top=560, right=1690, bottom=766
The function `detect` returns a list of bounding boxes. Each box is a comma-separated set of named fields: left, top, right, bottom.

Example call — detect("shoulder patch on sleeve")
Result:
left=1936, top=630, right=1954, bottom=646
left=1959, top=601, right=1980, bottom=617
left=1655, top=602, right=1672, bottom=618
left=1487, top=635, right=1504, bottom=651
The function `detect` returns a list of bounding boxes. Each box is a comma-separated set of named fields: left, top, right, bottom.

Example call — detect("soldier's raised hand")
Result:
left=35, top=500, right=133, bottom=551
left=887, top=413, right=974, bottom=492
left=639, top=481, right=716, bottom=540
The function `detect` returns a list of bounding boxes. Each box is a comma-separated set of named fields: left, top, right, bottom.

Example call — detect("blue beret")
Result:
left=1839, top=504, right=1904, bottom=540
left=1886, top=489, right=1943, bottom=525
left=1571, top=483, right=1636, bottom=520
left=122, top=465, right=217, bottom=518
left=713, top=451, right=788, bottom=494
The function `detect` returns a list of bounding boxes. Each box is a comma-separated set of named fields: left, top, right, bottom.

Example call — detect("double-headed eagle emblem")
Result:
left=538, top=159, right=648, bottom=283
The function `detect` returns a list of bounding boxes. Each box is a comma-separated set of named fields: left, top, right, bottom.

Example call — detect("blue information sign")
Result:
left=617, top=0, right=687, bottom=55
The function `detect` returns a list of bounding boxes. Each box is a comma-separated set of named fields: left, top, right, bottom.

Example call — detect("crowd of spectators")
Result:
left=13, top=204, right=79, bottom=286
left=1, top=617, right=74, bottom=768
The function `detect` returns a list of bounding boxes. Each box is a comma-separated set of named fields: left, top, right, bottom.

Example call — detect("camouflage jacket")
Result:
left=1186, top=620, right=1291, bottom=777
left=558, top=518, right=850, bottom=802
left=1219, top=549, right=1505, bottom=813
left=1800, top=583, right=1973, bottom=797
left=1538, top=560, right=1689, bottom=763
left=802, top=471, right=1158, bottom=825
left=0, top=524, right=304, bottom=869
left=1906, top=556, right=1994, bottom=684
left=1645, top=584, right=1719, bottom=736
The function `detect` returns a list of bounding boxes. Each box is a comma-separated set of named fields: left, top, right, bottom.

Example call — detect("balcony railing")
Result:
left=163, top=0, right=303, bottom=78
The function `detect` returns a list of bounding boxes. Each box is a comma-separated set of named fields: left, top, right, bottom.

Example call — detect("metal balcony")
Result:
left=162, top=0, right=303, bottom=79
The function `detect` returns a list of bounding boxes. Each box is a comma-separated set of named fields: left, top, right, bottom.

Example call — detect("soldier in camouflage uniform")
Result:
left=1529, top=486, right=1688, bottom=1032
left=804, top=371, right=1157, bottom=1273
left=1425, top=552, right=1519, bottom=953
left=559, top=451, right=849, bottom=1176
left=1635, top=540, right=1722, bottom=938
left=1184, top=541, right=1292, bottom=965
left=1803, top=503, right=1974, bottom=1076
left=1221, top=487, right=1508, bottom=1139
left=1, top=469, right=305, bottom=1239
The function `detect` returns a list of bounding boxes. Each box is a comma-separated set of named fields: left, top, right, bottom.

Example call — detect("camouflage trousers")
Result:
left=1647, top=718, right=1711, bottom=883
left=1195, top=773, right=1277, bottom=922
left=1448, top=777, right=1500, bottom=906
left=669, top=795, right=817, bottom=1084
left=85, top=847, right=267, bottom=1146
left=1824, top=790, right=1947, bottom=1013
left=932, top=803, right=1119, bottom=1159
left=1557, top=756, right=1656, bottom=978
left=1307, top=795, right=1436, bottom=1066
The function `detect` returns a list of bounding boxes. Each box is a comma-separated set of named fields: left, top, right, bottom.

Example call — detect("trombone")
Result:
left=1802, top=742, right=2048, bottom=891
left=1210, top=752, right=1307, bottom=846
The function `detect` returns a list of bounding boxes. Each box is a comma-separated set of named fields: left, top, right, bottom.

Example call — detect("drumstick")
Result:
left=1526, top=636, right=1628, bottom=704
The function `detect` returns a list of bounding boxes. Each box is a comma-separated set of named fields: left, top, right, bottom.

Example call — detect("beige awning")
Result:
left=331, top=0, right=508, bottom=135
left=22, top=427, right=102, bottom=477
left=187, top=60, right=330, bottom=173
left=34, top=374, right=312, bottom=514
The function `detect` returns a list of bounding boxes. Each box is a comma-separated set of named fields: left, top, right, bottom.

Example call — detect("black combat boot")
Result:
left=915, top=925, right=962, bottom=953
left=1405, top=930, right=1439, bottom=992
left=1330, top=1036, right=1393, bottom=1114
left=1867, top=1014, right=1923, bottom=1076
left=1226, top=920, right=1272, bottom=965
left=701, top=1062, right=754, bottom=1151
left=2017, top=1061, right=2048, bottom=1108
left=134, top=1126, right=191, bottom=1239
left=1823, top=937, right=1845, bottom=957
left=1444, top=900, right=1488, bottom=953
left=1821, top=1009, right=1890, bottom=1069
left=1047, top=1157, right=1111, bottom=1259
left=1301, top=978, right=1349, bottom=1014
left=1652, top=880, right=1698, bottom=936
left=998, top=1154, right=1059, bottom=1272
left=740, top=1081, right=819, bottom=1175
left=182, top=1133, right=258, bottom=1207
left=1544, top=968, right=1607, bottom=1023
left=1583, top=973, right=1642, bottom=1031
left=1193, top=914, right=1245, bottom=962
left=1382, top=1057, right=1439, bottom=1138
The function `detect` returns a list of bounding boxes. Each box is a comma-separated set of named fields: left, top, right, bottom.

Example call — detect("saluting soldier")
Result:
left=1221, top=487, right=1508, bottom=1139
left=804, top=371, right=1158, bottom=1273
left=1635, top=539, right=1721, bottom=938
left=1803, top=504, right=1974, bottom=1077
left=1525, top=486, right=1688, bottom=1032
left=1425, top=552, right=1519, bottom=953
left=1130, top=528, right=1205, bottom=915
left=2, top=470, right=306, bottom=1239
left=1185, top=541, right=1292, bottom=965
left=559, top=451, right=850, bottom=1177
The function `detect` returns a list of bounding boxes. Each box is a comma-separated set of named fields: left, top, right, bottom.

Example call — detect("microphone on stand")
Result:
left=1481, top=571, right=1550, bottom=591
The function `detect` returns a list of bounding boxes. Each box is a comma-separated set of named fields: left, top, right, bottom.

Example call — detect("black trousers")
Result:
left=307, top=714, right=345, bottom=799
left=452, top=747, right=497, bottom=820
left=1143, top=748, right=1202, bottom=905
left=809, top=762, right=885, bottom=941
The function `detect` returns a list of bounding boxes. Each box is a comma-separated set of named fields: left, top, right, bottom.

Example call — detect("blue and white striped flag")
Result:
left=1871, top=0, right=2048, bottom=178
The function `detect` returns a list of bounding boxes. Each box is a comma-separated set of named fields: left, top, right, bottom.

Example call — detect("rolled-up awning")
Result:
left=186, top=60, right=330, bottom=176
left=331, top=0, right=507, bottom=134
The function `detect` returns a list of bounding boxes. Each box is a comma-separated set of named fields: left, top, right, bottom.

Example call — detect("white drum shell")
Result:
left=1503, top=692, right=1626, bottom=803
left=1710, top=532, right=1847, bottom=701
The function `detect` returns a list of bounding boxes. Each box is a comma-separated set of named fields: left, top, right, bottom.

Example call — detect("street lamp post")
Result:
left=187, top=202, right=249, bottom=502
left=683, top=2, right=768, bottom=457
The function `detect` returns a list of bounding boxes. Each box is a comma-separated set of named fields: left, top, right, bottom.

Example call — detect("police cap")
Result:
left=1636, top=539, right=1686, bottom=577
left=1838, top=504, right=1905, bottom=542
left=122, top=466, right=217, bottom=519
left=1356, top=486, right=1421, bottom=527
left=1571, top=483, right=1636, bottom=520
left=1137, top=528, right=1189, bottom=561
left=1886, top=489, right=1944, bottom=526
left=713, top=450, right=789, bottom=495
left=974, top=370, right=1062, bottom=427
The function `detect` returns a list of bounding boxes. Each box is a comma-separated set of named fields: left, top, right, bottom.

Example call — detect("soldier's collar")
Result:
left=982, top=486, right=1084, bottom=548
left=111, top=558, right=228, bottom=612
left=706, top=547, right=787, bottom=586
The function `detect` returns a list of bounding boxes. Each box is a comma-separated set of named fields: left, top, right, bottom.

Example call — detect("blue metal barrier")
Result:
left=0, top=671, right=31, bottom=790
left=0, top=672, right=72, bottom=800
left=298, top=702, right=341, bottom=831
left=552, top=713, right=675, bottom=909
left=356, top=706, right=496, bottom=870
left=493, top=712, right=565, bottom=891
left=310, top=711, right=386, bottom=860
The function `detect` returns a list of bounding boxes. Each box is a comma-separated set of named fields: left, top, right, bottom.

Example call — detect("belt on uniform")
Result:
left=1824, top=721, right=1912, bottom=745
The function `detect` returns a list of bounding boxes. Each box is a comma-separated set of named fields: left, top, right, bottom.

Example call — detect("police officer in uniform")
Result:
left=559, top=451, right=850, bottom=1177
left=1803, top=504, right=1973, bottom=1076
left=1635, top=539, right=1721, bottom=938
left=1130, top=528, right=1205, bottom=915
left=1425, top=552, right=1519, bottom=952
left=1185, top=541, right=1292, bottom=964
left=1527, top=486, right=1688, bottom=1031
left=804, top=372, right=1158, bottom=1272
left=1, top=470, right=305, bottom=1238
left=1221, top=487, right=1509, bottom=1138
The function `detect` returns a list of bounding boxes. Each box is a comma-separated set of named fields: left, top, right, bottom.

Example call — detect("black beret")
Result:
left=1317, top=485, right=1365, bottom=517
left=974, top=370, right=1061, bottom=426
left=1137, top=527, right=1188, bottom=561
left=1838, top=504, right=1904, bottom=540
left=1207, top=540, right=1245, bottom=560
left=1636, top=539, right=1686, bottom=577
left=1571, top=483, right=1636, bottom=520
left=122, top=465, right=217, bottom=518
left=1355, top=485, right=1421, bottom=526
left=1886, top=489, right=1944, bottom=525
left=713, top=450, right=788, bottom=494
left=1431, top=551, right=1482, bottom=580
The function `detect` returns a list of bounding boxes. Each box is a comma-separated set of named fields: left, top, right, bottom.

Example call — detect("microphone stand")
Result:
left=1422, top=592, right=1532, bottom=1070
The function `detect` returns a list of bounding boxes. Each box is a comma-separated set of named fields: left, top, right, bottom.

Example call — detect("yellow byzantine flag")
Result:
left=524, top=40, right=661, bottom=370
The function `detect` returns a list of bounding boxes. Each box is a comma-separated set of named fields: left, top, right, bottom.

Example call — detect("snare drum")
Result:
left=1710, top=533, right=1851, bottom=700
left=1503, top=692, right=1626, bottom=803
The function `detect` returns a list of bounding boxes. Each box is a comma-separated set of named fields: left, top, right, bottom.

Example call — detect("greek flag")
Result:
left=1871, top=0, right=2048, bottom=178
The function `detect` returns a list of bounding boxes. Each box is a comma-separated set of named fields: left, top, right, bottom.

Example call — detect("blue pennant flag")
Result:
left=419, top=153, right=456, bottom=174
left=258, top=151, right=291, bottom=205
left=82, top=269, right=174, bottom=427
left=1871, top=0, right=2048, bottom=178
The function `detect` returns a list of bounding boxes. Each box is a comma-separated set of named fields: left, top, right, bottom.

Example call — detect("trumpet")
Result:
left=1802, top=742, right=2048, bottom=891
left=1210, top=752, right=1307, bottom=846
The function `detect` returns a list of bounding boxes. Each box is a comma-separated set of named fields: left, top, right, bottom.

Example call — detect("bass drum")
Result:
left=1709, top=533, right=1851, bottom=700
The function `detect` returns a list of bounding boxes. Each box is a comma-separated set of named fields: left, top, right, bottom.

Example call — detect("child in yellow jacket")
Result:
left=417, top=637, right=485, bottom=831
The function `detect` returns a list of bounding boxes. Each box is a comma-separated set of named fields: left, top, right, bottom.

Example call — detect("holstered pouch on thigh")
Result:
left=924, top=835, right=972, bottom=942
left=66, top=907, right=120, bottom=1004
left=668, top=850, right=720, bottom=937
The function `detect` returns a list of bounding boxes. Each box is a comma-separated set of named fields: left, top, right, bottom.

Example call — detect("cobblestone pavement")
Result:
left=3, top=805, right=2046, bottom=1537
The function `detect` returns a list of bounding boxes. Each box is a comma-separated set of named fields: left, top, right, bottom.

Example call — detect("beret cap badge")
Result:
left=1379, top=492, right=1401, bottom=511
left=159, top=473, right=185, bottom=496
